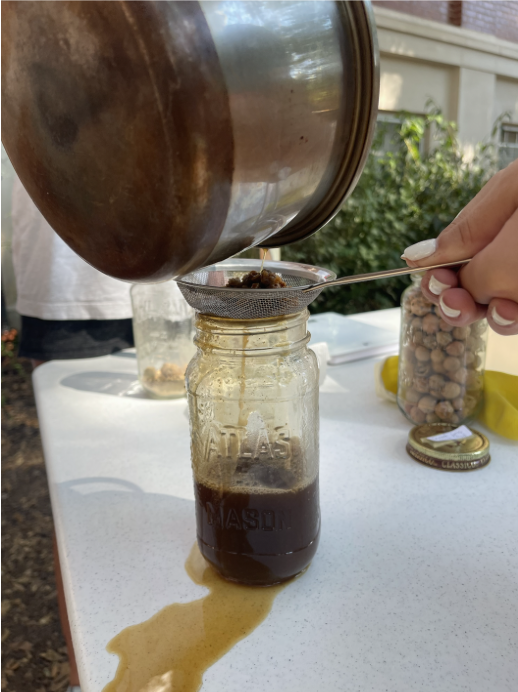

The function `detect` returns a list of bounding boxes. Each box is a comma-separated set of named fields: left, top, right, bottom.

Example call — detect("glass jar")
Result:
left=397, top=275, right=487, bottom=426
left=186, top=309, right=320, bottom=586
left=131, top=281, right=195, bottom=399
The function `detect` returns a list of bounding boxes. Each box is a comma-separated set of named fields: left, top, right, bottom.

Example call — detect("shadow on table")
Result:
left=60, top=372, right=148, bottom=398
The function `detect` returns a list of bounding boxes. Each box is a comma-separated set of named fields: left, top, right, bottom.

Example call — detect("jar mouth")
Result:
left=193, top=332, right=311, bottom=354
left=194, top=309, right=310, bottom=335
left=410, top=272, right=424, bottom=284
left=194, top=309, right=310, bottom=352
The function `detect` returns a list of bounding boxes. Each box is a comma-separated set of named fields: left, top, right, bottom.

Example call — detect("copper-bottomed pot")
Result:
left=1, top=1, right=378, bottom=281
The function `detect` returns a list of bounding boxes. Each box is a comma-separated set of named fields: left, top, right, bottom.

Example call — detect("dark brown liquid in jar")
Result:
left=195, top=476, right=320, bottom=586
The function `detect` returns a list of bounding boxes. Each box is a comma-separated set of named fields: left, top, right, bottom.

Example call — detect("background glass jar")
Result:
left=397, top=275, right=487, bottom=426
left=131, top=281, right=195, bottom=399
left=186, top=309, right=320, bottom=586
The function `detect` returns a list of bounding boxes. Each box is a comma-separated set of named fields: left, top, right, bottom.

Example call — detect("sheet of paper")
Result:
left=426, top=425, right=474, bottom=443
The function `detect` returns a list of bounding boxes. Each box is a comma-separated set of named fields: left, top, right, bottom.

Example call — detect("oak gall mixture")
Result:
left=226, top=269, right=287, bottom=289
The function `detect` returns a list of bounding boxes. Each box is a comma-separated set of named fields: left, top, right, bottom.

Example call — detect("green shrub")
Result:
left=282, top=108, right=495, bottom=314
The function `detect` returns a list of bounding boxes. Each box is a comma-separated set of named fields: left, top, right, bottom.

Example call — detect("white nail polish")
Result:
left=428, top=275, right=450, bottom=296
left=439, top=295, right=461, bottom=318
left=401, top=238, right=437, bottom=261
left=492, top=307, right=515, bottom=326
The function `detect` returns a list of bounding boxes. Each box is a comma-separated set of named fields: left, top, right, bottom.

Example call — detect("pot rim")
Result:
left=262, top=0, right=379, bottom=248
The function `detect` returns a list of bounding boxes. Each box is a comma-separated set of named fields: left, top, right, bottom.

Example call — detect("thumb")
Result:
left=401, top=159, right=518, bottom=267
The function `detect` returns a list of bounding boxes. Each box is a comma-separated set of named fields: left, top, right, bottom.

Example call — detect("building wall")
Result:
left=378, top=56, right=455, bottom=117
left=373, top=1, right=518, bottom=43
left=374, top=6, right=518, bottom=152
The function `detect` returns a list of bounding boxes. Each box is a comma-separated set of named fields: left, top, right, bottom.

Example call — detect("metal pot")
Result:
left=1, top=1, right=378, bottom=282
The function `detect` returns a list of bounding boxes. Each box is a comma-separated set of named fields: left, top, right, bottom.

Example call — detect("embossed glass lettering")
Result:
left=206, top=503, right=222, bottom=527
left=261, top=510, right=275, bottom=531
left=242, top=509, right=259, bottom=530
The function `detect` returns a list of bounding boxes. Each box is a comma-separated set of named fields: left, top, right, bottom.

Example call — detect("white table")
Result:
left=33, top=310, right=518, bottom=692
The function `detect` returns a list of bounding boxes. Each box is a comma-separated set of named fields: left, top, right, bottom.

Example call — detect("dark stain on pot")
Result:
left=2, top=1, right=234, bottom=281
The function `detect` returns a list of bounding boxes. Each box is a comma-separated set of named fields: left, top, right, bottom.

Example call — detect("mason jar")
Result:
left=397, top=275, right=487, bottom=426
left=186, top=309, right=320, bottom=586
left=130, top=281, right=195, bottom=399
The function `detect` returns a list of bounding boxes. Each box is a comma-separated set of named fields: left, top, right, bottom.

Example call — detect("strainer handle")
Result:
left=302, top=259, right=471, bottom=292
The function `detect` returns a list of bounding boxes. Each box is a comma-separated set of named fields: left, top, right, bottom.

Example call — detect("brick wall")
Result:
left=373, top=1, right=450, bottom=23
left=373, top=0, right=518, bottom=43
left=461, top=1, right=518, bottom=43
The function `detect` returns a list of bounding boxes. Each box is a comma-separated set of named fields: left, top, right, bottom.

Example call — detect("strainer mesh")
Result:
left=177, top=260, right=334, bottom=320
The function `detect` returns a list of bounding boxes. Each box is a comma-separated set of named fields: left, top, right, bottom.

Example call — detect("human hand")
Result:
left=401, top=159, right=518, bottom=336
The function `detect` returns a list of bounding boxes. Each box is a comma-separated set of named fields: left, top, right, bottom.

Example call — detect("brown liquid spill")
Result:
left=102, top=543, right=286, bottom=692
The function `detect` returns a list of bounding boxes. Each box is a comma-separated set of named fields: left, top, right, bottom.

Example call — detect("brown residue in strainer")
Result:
left=225, top=269, right=287, bottom=289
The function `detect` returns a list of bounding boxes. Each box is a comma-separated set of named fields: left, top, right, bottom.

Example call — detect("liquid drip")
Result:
left=259, top=248, right=266, bottom=273
left=102, top=543, right=286, bottom=692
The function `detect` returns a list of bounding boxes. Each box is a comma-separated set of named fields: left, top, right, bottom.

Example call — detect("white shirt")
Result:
left=12, top=177, right=133, bottom=321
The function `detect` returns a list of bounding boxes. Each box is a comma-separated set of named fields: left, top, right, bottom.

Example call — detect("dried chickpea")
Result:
left=471, top=321, right=487, bottom=336
left=415, top=346, right=431, bottom=362
left=441, top=381, right=462, bottom=400
left=464, top=351, right=475, bottom=365
left=410, top=406, right=427, bottom=424
left=453, top=326, right=470, bottom=340
left=411, top=296, right=433, bottom=316
left=431, top=348, right=445, bottom=363
left=432, top=361, right=446, bottom=374
left=472, top=354, right=483, bottom=369
left=436, top=331, right=453, bottom=347
left=415, top=362, right=432, bottom=377
left=422, top=313, right=440, bottom=334
left=417, top=395, right=437, bottom=414
left=414, top=376, right=430, bottom=393
left=452, top=396, right=464, bottom=411
left=403, top=346, right=416, bottom=361
left=143, top=366, right=159, bottom=382
left=404, top=402, right=415, bottom=416
left=451, top=367, right=468, bottom=384
left=463, top=394, right=478, bottom=412
left=435, top=400, right=455, bottom=421
left=438, top=319, right=454, bottom=332
left=422, top=335, right=437, bottom=350
left=443, top=356, right=461, bottom=372
left=445, top=340, right=465, bottom=357
left=405, top=388, right=422, bottom=404
left=428, top=374, right=446, bottom=392
left=426, top=413, right=440, bottom=424
left=466, top=370, right=483, bottom=391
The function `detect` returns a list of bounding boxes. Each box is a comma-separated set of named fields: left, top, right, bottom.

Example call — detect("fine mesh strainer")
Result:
left=177, top=258, right=470, bottom=320
left=177, top=259, right=334, bottom=320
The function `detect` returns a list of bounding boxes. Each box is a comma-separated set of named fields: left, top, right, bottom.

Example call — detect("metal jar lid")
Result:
left=406, top=423, right=491, bottom=472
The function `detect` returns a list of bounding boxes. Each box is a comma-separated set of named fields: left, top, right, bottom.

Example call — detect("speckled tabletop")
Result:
left=33, top=310, right=518, bottom=692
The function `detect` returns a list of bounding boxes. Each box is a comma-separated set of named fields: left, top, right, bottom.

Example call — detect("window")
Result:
left=373, top=112, right=427, bottom=157
left=498, top=123, right=518, bottom=169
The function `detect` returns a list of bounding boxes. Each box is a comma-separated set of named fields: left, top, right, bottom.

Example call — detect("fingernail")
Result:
left=439, top=295, right=461, bottom=318
left=492, top=307, right=515, bottom=326
left=428, top=275, right=451, bottom=296
left=401, top=238, right=437, bottom=261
